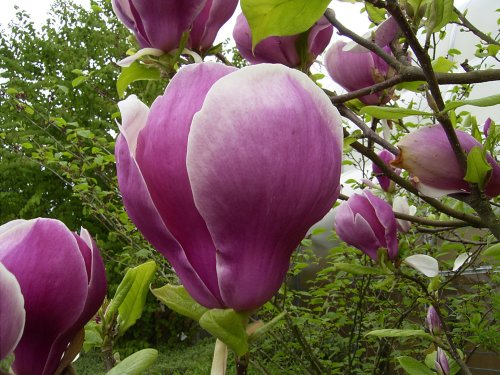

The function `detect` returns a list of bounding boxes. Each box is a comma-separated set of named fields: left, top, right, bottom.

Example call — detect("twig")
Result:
left=453, top=7, right=500, bottom=46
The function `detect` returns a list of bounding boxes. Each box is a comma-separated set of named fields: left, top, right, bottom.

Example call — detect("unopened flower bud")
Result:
left=435, top=348, right=450, bottom=375
left=426, top=305, right=441, bottom=335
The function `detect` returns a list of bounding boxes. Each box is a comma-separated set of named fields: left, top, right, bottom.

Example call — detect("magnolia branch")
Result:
left=346, top=136, right=485, bottom=227
left=453, top=7, right=500, bottom=47
left=324, top=8, right=402, bottom=70
left=329, top=67, right=500, bottom=103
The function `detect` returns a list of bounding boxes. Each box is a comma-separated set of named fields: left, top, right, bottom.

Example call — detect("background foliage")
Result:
left=0, top=0, right=498, bottom=374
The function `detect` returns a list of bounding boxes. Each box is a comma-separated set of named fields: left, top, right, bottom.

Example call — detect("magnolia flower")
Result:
left=325, top=41, right=395, bottom=105
left=0, top=219, right=107, bottom=375
left=373, top=150, right=400, bottom=192
left=435, top=348, right=450, bottom=375
left=0, top=263, right=25, bottom=361
left=335, top=190, right=398, bottom=260
left=112, top=0, right=237, bottom=52
left=115, top=62, right=343, bottom=312
left=426, top=305, right=441, bottom=335
left=392, top=124, right=500, bottom=198
left=233, top=13, right=333, bottom=68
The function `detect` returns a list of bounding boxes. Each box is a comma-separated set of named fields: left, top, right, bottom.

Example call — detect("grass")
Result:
left=73, top=338, right=218, bottom=375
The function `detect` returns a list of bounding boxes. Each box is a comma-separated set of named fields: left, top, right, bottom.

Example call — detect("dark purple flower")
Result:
left=0, top=219, right=107, bottom=375
left=112, top=0, right=237, bottom=52
left=392, top=124, right=500, bottom=198
left=115, top=62, right=343, bottom=311
left=233, top=13, right=333, bottom=68
left=335, top=190, right=398, bottom=260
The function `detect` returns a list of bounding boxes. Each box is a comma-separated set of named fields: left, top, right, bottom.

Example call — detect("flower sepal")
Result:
left=377, top=248, right=396, bottom=273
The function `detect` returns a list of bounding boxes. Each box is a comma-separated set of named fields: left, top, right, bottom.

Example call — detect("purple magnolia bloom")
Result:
left=325, top=41, right=395, bottom=105
left=335, top=190, right=398, bottom=260
left=112, top=0, right=237, bottom=52
left=483, top=118, right=492, bottom=137
left=426, top=305, right=441, bottom=335
left=233, top=13, right=333, bottom=68
left=0, top=263, right=25, bottom=361
left=435, top=348, right=450, bottom=375
left=392, top=124, right=500, bottom=198
left=115, top=62, right=343, bottom=312
left=0, top=219, right=107, bottom=375
left=373, top=150, right=400, bottom=192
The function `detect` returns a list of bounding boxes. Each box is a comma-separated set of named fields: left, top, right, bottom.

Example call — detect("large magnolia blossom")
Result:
left=0, top=219, right=107, bottom=375
left=392, top=124, right=500, bottom=198
left=233, top=13, right=333, bottom=68
left=112, top=0, right=238, bottom=52
left=115, top=62, right=343, bottom=311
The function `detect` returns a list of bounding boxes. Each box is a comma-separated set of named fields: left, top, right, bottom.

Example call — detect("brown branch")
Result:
left=453, top=7, right=500, bottom=46
left=337, top=104, right=399, bottom=154
left=329, top=67, right=500, bottom=104
left=324, top=8, right=402, bottom=70
left=346, top=137, right=485, bottom=227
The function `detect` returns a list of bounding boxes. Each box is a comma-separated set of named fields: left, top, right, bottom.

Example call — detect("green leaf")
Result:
left=241, top=0, right=331, bottom=48
left=199, top=309, right=249, bottom=357
left=71, top=75, right=87, bottom=87
left=464, top=146, right=492, bottom=190
left=360, top=106, right=433, bottom=119
left=106, top=349, right=158, bottom=375
left=366, top=3, right=387, bottom=24
left=483, top=243, right=500, bottom=258
left=397, top=356, right=435, bottom=375
left=444, top=94, right=500, bottom=112
left=117, top=61, right=161, bottom=99
left=116, top=261, right=156, bottom=336
left=151, top=284, right=208, bottom=321
left=366, top=329, right=432, bottom=339
left=432, top=56, right=456, bottom=72
left=426, top=0, right=455, bottom=32
left=334, top=263, right=388, bottom=276
left=487, top=44, right=500, bottom=56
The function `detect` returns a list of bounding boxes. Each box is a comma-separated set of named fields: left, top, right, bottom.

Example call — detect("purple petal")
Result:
left=483, top=118, right=491, bottom=137
left=335, top=203, right=380, bottom=260
left=0, top=263, right=25, bottom=360
left=121, top=0, right=207, bottom=51
left=42, top=230, right=107, bottom=375
left=187, top=64, right=342, bottom=311
left=188, top=0, right=238, bottom=50
left=132, top=63, right=236, bottom=307
left=0, top=219, right=89, bottom=375
left=307, top=17, right=334, bottom=57
left=233, top=13, right=300, bottom=67
left=364, top=191, right=398, bottom=259
left=116, top=134, right=223, bottom=308
left=374, top=17, right=399, bottom=46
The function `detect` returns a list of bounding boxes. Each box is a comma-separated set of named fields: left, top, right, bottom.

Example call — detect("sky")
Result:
left=0, top=0, right=370, bottom=37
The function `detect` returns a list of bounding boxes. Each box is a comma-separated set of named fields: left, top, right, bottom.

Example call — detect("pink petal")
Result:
left=187, top=64, right=342, bottom=311
left=0, top=263, right=25, bottom=360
